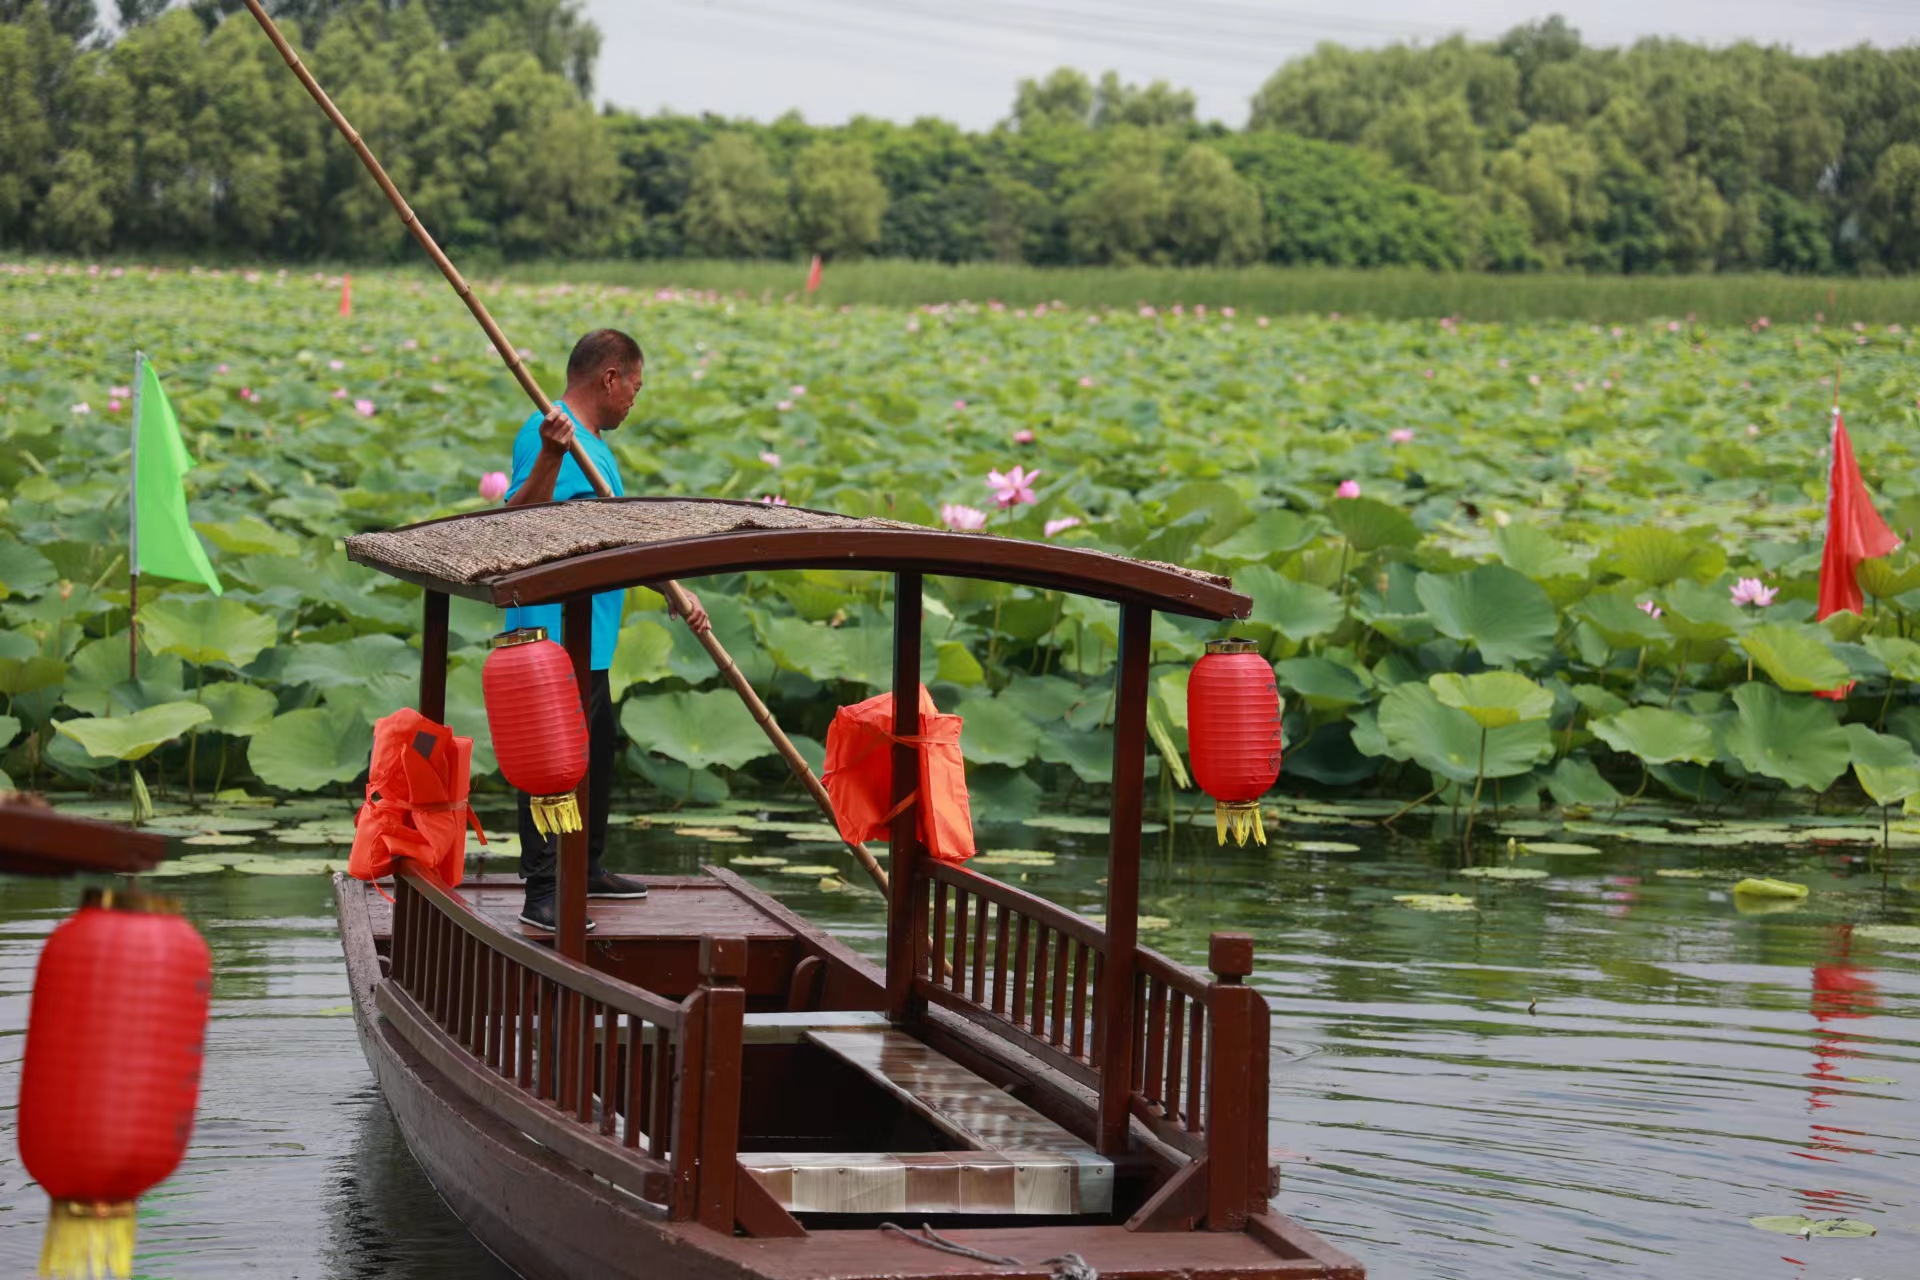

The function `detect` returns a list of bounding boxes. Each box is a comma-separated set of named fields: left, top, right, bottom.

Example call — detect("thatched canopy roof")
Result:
left=345, top=498, right=1247, bottom=619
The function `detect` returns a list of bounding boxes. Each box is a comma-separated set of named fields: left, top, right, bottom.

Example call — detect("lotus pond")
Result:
left=9, top=264, right=1920, bottom=832
left=2, top=795, right=1917, bottom=1280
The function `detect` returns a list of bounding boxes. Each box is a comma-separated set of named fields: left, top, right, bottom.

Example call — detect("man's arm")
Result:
left=505, top=409, right=574, bottom=507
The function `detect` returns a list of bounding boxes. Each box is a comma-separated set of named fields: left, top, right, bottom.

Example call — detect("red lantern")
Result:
left=1187, top=639, right=1283, bottom=846
left=483, top=628, right=588, bottom=835
left=19, top=890, right=212, bottom=1278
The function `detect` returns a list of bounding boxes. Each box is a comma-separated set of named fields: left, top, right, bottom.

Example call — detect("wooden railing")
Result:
left=384, top=871, right=765, bottom=1228
left=912, top=862, right=1271, bottom=1231
left=916, top=860, right=1105, bottom=1088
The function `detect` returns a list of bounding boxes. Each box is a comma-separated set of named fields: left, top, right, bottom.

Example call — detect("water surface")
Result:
left=1, top=807, right=1915, bottom=1280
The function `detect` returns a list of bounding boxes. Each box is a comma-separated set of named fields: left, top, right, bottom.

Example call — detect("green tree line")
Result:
left=4, top=3, right=1918, bottom=274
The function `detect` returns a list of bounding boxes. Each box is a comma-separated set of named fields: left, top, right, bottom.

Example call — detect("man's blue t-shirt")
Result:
left=501, top=404, right=625, bottom=670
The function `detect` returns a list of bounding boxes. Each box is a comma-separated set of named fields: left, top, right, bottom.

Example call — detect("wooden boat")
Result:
left=332, top=497, right=1364, bottom=1280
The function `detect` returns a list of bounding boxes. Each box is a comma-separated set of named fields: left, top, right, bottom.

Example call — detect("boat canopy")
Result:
left=344, top=497, right=1249, bottom=620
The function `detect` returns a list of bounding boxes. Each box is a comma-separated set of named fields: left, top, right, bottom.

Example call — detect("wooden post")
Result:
left=419, top=590, right=449, bottom=723
left=1205, top=932, right=1256, bottom=1231
left=695, top=935, right=747, bottom=1233
left=885, top=571, right=925, bottom=1024
left=1097, top=602, right=1152, bottom=1154
left=558, top=594, right=593, bottom=962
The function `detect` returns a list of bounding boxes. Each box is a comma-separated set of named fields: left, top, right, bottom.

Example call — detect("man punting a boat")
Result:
left=501, top=328, right=710, bottom=933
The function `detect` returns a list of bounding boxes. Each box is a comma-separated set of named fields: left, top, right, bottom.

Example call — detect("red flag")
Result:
left=339, top=274, right=352, bottom=318
left=1816, top=410, right=1898, bottom=621
left=804, top=254, right=822, bottom=294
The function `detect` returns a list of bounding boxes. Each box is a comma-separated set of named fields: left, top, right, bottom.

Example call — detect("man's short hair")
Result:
left=567, top=329, right=644, bottom=384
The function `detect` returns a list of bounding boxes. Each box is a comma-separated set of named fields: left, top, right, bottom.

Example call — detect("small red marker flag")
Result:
left=339, top=274, right=352, bottom=318
left=804, top=254, right=822, bottom=294
left=1816, top=409, right=1897, bottom=622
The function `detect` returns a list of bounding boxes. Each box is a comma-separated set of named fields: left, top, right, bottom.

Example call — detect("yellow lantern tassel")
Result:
left=1214, top=801, right=1266, bottom=847
left=41, top=1200, right=135, bottom=1279
left=528, top=793, right=582, bottom=836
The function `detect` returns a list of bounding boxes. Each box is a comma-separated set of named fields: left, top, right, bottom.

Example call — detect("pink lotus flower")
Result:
left=239, top=388, right=257, bottom=402
left=107, top=398, right=122, bottom=412
left=23, top=332, right=41, bottom=342
left=1527, top=374, right=1542, bottom=387
left=1138, top=306, right=1156, bottom=318
left=478, top=471, right=509, bottom=501
left=941, top=503, right=988, bottom=532
left=760, top=451, right=782, bottom=469
left=1043, top=517, right=1082, bottom=538
left=216, top=363, right=230, bottom=374
left=1389, top=428, right=1415, bottom=444
left=1730, top=578, right=1778, bottom=608
left=1637, top=600, right=1662, bottom=619
left=906, top=319, right=921, bottom=333
left=1746, top=424, right=1761, bottom=437
left=1334, top=480, right=1360, bottom=499
left=402, top=338, right=419, bottom=350
left=953, top=399, right=967, bottom=411
left=1668, top=321, right=1681, bottom=333
left=776, top=400, right=793, bottom=412
left=1256, top=316, right=1269, bottom=327
left=1077, top=376, right=1094, bottom=388
left=789, top=384, right=806, bottom=396
left=110, top=385, right=130, bottom=398
left=759, top=495, right=788, bottom=506
left=71, top=402, right=90, bottom=414
left=354, top=398, right=375, bottom=416
left=1013, top=429, right=1035, bottom=445
left=329, top=359, right=345, bottom=371
left=1222, top=307, right=1236, bottom=318
left=1423, top=369, right=1435, bottom=379
left=987, top=465, right=1040, bottom=508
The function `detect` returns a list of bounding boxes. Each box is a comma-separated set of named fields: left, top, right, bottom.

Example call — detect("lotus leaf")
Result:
left=935, top=641, right=986, bottom=687
left=1855, top=924, right=1920, bottom=947
left=1590, top=706, right=1716, bottom=765
left=1024, top=814, right=1165, bottom=835
left=1865, top=635, right=1920, bottom=683
left=1746, top=1215, right=1875, bottom=1238
left=140, top=596, right=278, bottom=668
left=1857, top=554, right=1920, bottom=600
left=199, top=682, right=278, bottom=736
left=1289, top=840, right=1361, bottom=853
left=1414, top=565, right=1557, bottom=665
left=1208, top=509, right=1316, bottom=562
left=729, top=855, right=788, bottom=867
left=1393, top=893, right=1476, bottom=912
left=1545, top=757, right=1621, bottom=807
left=1732, top=877, right=1808, bottom=899
left=1574, top=587, right=1672, bottom=649
left=1458, top=866, right=1548, bottom=880
left=1375, top=682, right=1552, bottom=783
left=1604, top=526, right=1724, bottom=586
left=1660, top=578, right=1747, bottom=642
left=1326, top=495, right=1420, bottom=551
left=622, top=689, right=779, bottom=772
left=953, top=697, right=1044, bottom=768
left=277, top=634, right=412, bottom=691
left=1723, top=683, right=1852, bottom=791
left=195, top=518, right=303, bottom=558
left=0, top=652, right=66, bottom=697
left=1738, top=623, right=1852, bottom=693
left=607, top=620, right=675, bottom=699
left=1429, top=671, right=1553, bottom=729
left=1516, top=841, right=1601, bottom=856
left=248, top=706, right=372, bottom=790
left=55, top=701, right=212, bottom=762
left=1234, top=566, right=1344, bottom=642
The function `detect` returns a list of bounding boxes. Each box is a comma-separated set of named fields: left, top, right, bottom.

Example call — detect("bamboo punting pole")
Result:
left=240, top=0, right=888, bottom=896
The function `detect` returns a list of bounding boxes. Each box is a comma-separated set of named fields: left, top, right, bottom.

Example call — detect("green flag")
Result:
left=133, top=354, right=222, bottom=594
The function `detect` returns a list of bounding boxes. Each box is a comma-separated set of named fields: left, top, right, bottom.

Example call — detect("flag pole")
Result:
left=238, top=0, right=888, bottom=896
left=129, top=351, right=143, bottom=681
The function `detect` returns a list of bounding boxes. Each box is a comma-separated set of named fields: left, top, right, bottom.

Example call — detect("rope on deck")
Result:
left=879, top=1222, right=1097, bottom=1279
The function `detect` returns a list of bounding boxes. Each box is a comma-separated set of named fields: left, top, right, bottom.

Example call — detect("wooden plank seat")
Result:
left=738, top=1029, right=1114, bottom=1216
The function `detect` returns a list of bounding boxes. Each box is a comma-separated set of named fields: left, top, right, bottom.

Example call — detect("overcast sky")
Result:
left=584, top=0, right=1920, bottom=128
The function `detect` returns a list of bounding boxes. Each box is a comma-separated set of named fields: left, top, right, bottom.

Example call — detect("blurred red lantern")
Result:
left=484, top=628, right=588, bottom=835
left=19, top=890, right=212, bottom=1279
left=1187, top=639, right=1283, bottom=846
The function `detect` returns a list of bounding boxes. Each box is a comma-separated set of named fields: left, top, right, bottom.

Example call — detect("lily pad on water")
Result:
left=1288, top=840, right=1362, bottom=854
left=778, top=864, right=841, bottom=876
left=181, top=833, right=254, bottom=846
left=782, top=825, right=845, bottom=843
left=1654, top=867, right=1714, bottom=879
left=145, top=813, right=279, bottom=835
left=1138, top=916, right=1172, bottom=932
left=1795, top=826, right=1878, bottom=845
left=1458, top=866, right=1549, bottom=880
left=1855, top=924, right=1920, bottom=948
left=971, top=850, right=1057, bottom=866
left=1023, top=815, right=1166, bottom=835
left=1516, top=841, right=1603, bottom=856
left=176, top=851, right=255, bottom=867
left=1746, top=1215, right=1876, bottom=1238
left=1393, top=893, right=1476, bottom=912
left=728, top=855, right=789, bottom=867
left=1732, top=877, right=1808, bottom=899
left=232, top=857, right=341, bottom=875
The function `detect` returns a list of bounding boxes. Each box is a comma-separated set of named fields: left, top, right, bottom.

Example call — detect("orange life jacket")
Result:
left=349, top=707, right=484, bottom=887
left=821, top=685, right=975, bottom=864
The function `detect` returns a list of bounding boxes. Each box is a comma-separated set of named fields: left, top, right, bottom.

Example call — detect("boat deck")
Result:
left=359, top=874, right=820, bottom=1001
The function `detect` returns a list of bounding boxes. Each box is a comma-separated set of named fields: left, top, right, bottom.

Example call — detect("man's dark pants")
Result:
left=518, top=669, right=616, bottom=902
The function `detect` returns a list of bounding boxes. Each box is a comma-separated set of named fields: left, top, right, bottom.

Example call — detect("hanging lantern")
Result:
left=1187, top=639, right=1283, bottom=846
left=19, top=889, right=212, bottom=1279
left=483, top=628, right=589, bottom=836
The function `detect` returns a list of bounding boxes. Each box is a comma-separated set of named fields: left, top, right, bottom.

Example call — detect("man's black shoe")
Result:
left=518, top=896, right=596, bottom=933
left=586, top=871, right=648, bottom=899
